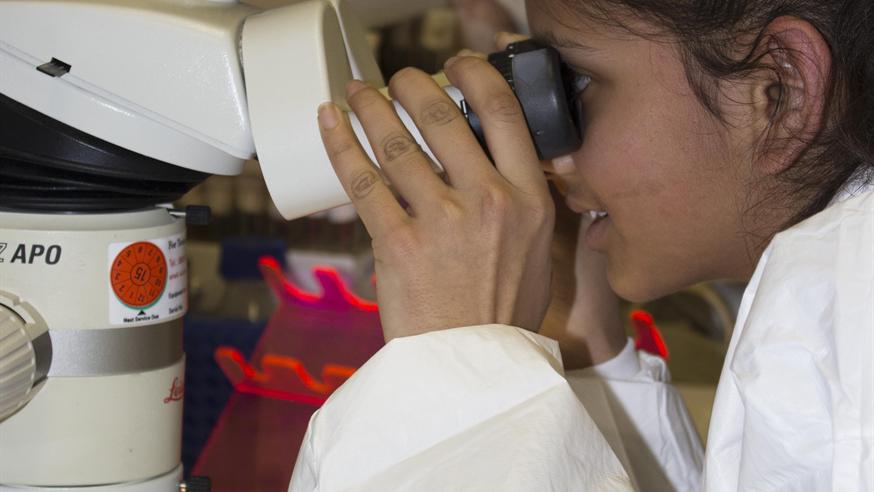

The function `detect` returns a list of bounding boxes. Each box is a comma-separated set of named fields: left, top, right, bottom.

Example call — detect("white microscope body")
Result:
left=0, top=0, right=407, bottom=489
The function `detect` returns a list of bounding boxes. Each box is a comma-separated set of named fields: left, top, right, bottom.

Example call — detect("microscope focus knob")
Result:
left=0, top=306, right=39, bottom=421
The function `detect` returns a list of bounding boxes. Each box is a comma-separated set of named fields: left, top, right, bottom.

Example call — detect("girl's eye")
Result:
left=571, top=71, right=591, bottom=95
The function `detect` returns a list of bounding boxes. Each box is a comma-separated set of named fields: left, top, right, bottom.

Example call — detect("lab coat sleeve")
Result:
left=566, top=340, right=705, bottom=492
left=288, top=324, right=633, bottom=492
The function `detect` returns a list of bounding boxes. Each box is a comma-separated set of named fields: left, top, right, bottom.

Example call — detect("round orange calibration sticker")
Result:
left=110, top=241, right=167, bottom=309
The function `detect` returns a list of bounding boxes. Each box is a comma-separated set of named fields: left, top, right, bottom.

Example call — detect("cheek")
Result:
left=577, top=90, right=737, bottom=299
left=579, top=93, right=697, bottom=218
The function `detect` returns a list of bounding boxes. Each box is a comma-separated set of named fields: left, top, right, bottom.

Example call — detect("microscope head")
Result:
left=0, top=0, right=381, bottom=217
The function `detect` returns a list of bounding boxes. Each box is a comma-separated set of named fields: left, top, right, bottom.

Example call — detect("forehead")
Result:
left=525, top=0, right=688, bottom=77
left=525, top=0, right=657, bottom=48
left=526, top=0, right=603, bottom=37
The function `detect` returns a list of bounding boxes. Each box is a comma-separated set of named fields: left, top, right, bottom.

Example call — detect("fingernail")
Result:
left=552, top=155, right=576, bottom=174
left=318, top=102, right=339, bottom=130
left=444, top=56, right=460, bottom=69
left=346, top=79, right=368, bottom=97
left=458, top=48, right=474, bottom=56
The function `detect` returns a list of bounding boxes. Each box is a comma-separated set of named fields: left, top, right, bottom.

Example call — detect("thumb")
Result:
left=495, top=31, right=529, bottom=51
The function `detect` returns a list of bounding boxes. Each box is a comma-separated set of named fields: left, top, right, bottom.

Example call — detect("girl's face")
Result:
left=528, top=1, right=769, bottom=302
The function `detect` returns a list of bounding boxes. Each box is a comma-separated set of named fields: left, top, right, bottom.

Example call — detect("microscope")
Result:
left=0, top=1, right=582, bottom=489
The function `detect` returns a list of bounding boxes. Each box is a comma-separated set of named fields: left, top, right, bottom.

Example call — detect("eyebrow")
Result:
left=532, top=31, right=601, bottom=53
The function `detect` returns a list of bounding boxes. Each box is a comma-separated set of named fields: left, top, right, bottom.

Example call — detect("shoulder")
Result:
left=754, top=186, right=873, bottom=312
left=710, top=182, right=874, bottom=491
left=731, top=185, right=873, bottom=382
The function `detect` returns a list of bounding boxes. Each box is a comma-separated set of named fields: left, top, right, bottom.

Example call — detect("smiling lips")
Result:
left=584, top=212, right=611, bottom=250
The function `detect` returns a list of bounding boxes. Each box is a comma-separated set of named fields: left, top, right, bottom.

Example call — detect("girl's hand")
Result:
left=317, top=57, right=555, bottom=342
left=567, top=213, right=628, bottom=367
left=540, top=210, right=628, bottom=369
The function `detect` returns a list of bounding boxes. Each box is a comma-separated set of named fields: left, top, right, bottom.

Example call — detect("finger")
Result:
left=387, top=67, right=495, bottom=188
left=345, top=80, right=450, bottom=211
left=495, top=31, right=529, bottom=51
left=318, top=101, right=407, bottom=237
left=444, top=55, right=548, bottom=196
left=457, top=48, right=487, bottom=59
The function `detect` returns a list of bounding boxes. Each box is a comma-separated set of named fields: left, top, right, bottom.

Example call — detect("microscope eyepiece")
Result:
left=461, top=40, right=585, bottom=161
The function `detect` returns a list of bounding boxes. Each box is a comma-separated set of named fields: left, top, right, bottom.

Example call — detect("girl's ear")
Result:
left=747, top=16, right=832, bottom=175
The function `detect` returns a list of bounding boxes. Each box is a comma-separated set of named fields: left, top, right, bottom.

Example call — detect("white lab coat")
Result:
left=289, top=177, right=873, bottom=491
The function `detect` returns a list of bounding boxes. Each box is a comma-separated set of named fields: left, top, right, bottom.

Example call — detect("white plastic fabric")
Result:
left=290, top=326, right=633, bottom=491
left=568, top=341, right=704, bottom=491
left=703, top=178, right=874, bottom=491
left=289, top=178, right=873, bottom=491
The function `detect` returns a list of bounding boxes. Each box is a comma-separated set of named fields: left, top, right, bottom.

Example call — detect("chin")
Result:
left=606, top=262, right=679, bottom=304
left=611, top=282, right=664, bottom=304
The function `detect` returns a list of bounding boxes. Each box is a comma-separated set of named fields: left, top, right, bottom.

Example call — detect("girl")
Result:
left=293, top=0, right=873, bottom=489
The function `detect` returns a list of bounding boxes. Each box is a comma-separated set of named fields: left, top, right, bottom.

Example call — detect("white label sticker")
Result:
left=108, top=234, right=187, bottom=325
